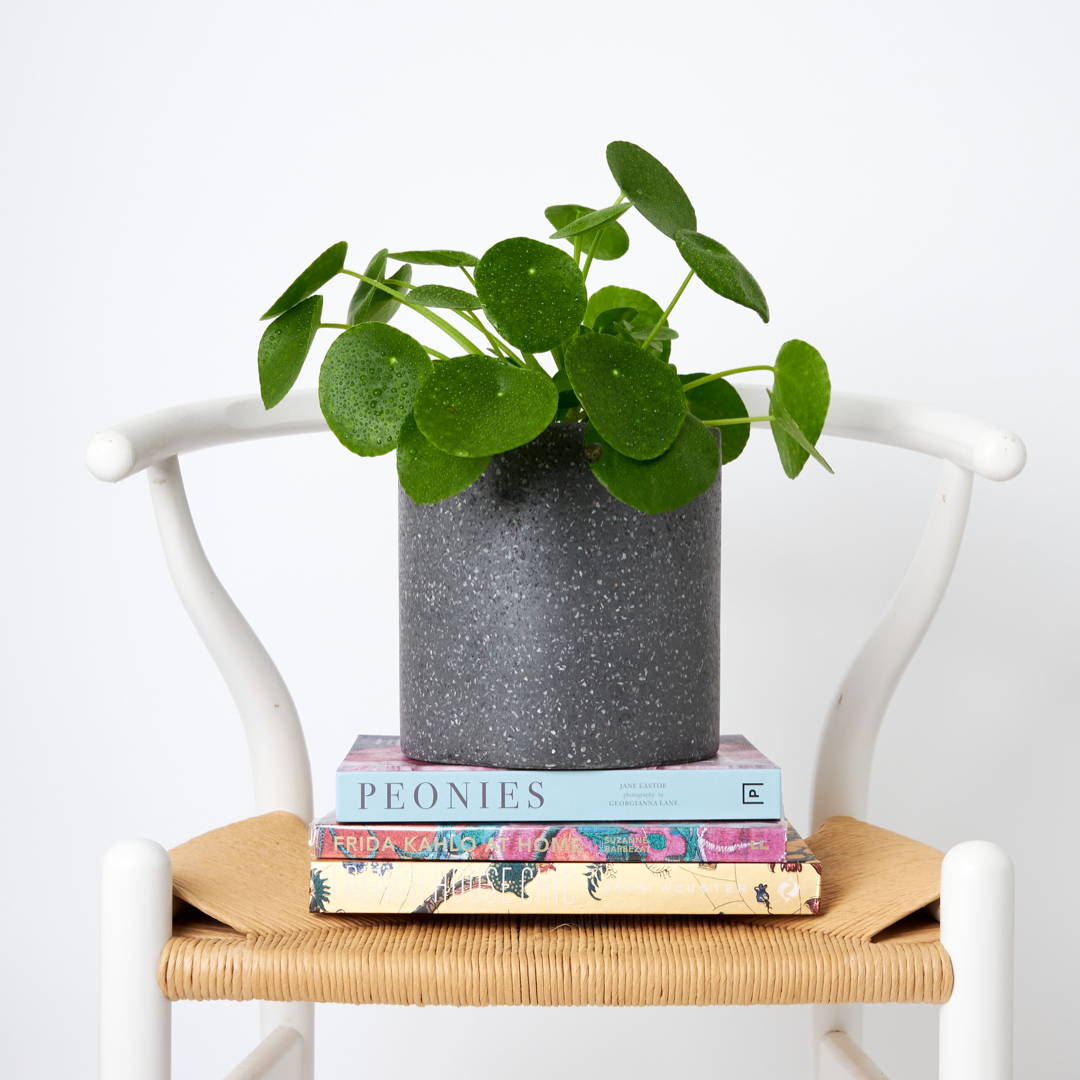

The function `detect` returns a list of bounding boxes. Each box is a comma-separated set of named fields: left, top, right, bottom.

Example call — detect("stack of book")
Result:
left=310, top=734, right=820, bottom=916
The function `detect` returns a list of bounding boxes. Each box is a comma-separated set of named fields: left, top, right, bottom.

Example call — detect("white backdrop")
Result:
left=2, top=1, right=1077, bottom=1076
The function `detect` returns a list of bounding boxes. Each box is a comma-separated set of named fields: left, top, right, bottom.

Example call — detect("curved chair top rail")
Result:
left=86, top=385, right=1026, bottom=484
left=86, top=385, right=1026, bottom=829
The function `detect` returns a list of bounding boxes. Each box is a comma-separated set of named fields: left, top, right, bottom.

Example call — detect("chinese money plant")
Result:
left=257, top=141, right=832, bottom=514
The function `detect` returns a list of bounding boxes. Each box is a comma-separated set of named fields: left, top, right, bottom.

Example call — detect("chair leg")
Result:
left=939, top=840, right=1014, bottom=1080
left=260, top=1002, right=314, bottom=1080
left=813, top=1003, right=864, bottom=1078
left=100, top=838, right=173, bottom=1080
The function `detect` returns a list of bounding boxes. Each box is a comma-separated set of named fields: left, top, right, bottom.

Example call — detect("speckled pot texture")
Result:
left=399, top=423, right=721, bottom=769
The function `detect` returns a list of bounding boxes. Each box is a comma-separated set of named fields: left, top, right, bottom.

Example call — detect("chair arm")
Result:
left=87, top=387, right=1026, bottom=483
left=86, top=391, right=326, bottom=482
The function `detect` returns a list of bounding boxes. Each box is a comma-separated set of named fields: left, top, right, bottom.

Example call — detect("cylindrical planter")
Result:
left=399, top=423, right=721, bottom=769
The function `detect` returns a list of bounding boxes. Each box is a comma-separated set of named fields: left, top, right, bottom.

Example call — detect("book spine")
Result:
left=309, top=857, right=821, bottom=916
left=311, top=821, right=789, bottom=862
left=334, top=767, right=781, bottom=823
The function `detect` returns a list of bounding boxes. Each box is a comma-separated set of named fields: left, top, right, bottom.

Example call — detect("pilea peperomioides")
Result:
left=257, top=140, right=833, bottom=513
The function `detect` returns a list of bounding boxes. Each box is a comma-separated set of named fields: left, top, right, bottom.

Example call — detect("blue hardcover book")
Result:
left=335, top=735, right=781, bottom=823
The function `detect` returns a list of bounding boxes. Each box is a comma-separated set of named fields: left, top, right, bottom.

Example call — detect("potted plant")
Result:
left=257, top=140, right=832, bottom=770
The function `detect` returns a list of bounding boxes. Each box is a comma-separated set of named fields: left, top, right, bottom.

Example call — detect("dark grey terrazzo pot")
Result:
left=398, top=423, right=721, bottom=769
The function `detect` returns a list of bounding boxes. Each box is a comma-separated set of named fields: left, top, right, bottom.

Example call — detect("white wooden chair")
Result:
left=88, top=385, right=1025, bottom=1080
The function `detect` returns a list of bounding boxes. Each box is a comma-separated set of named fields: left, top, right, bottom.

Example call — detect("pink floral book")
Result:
left=311, top=814, right=790, bottom=863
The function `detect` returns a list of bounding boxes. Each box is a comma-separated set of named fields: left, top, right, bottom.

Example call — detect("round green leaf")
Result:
left=769, top=340, right=832, bottom=477
left=769, top=392, right=834, bottom=476
left=548, top=201, right=632, bottom=239
left=605, top=141, right=696, bottom=239
left=584, top=285, right=671, bottom=360
left=584, top=285, right=663, bottom=328
left=365, top=264, right=412, bottom=324
left=258, top=295, right=323, bottom=409
left=404, top=284, right=482, bottom=310
left=584, top=415, right=719, bottom=514
left=545, top=204, right=631, bottom=261
left=414, top=355, right=558, bottom=457
left=474, top=238, right=587, bottom=352
left=262, top=241, right=347, bottom=320
left=564, top=333, right=686, bottom=459
left=387, top=249, right=479, bottom=267
left=318, top=324, right=433, bottom=457
left=349, top=251, right=415, bottom=325
left=347, top=249, right=388, bottom=324
left=680, top=373, right=750, bottom=464
left=674, top=230, right=769, bottom=322
left=397, top=414, right=490, bottom=503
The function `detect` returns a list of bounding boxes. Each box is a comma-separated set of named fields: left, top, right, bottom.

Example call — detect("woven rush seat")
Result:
left=160, top=813, right=952, bottom=1007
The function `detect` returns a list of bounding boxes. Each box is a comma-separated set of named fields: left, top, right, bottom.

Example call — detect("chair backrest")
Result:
left=87, top=386, right=1025, bottom=830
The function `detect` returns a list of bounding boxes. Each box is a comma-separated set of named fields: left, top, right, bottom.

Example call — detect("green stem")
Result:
left=581, top=192, right=627, bottom=282
left=424, top=345, right=450, bottom=361
left=341, top=270, right=481, bottom=354
left=459, top=311, right=525, bottom=365
left=640, top=269, right=694, bottom=353
left=701, top=415, right=774, bottom=427
left=581, top=240, right=599, bottom=282
left=460, top=267, right=476, bottom=287
left=573, top=238, right=582, bottom=268
left=521, top=352, right=544, bottom=372
left=681, top=365, right=775, bottom=392
left=551, top=345, right=566, bottom=372
left=319, top=323, right=351, bottom=330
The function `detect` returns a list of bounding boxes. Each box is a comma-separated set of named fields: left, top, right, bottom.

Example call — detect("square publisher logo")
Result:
left=742, top=782, right=764, bottom=805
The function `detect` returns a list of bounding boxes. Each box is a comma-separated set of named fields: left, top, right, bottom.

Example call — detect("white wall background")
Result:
left=2, top=1, right=1077, bottom=1075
